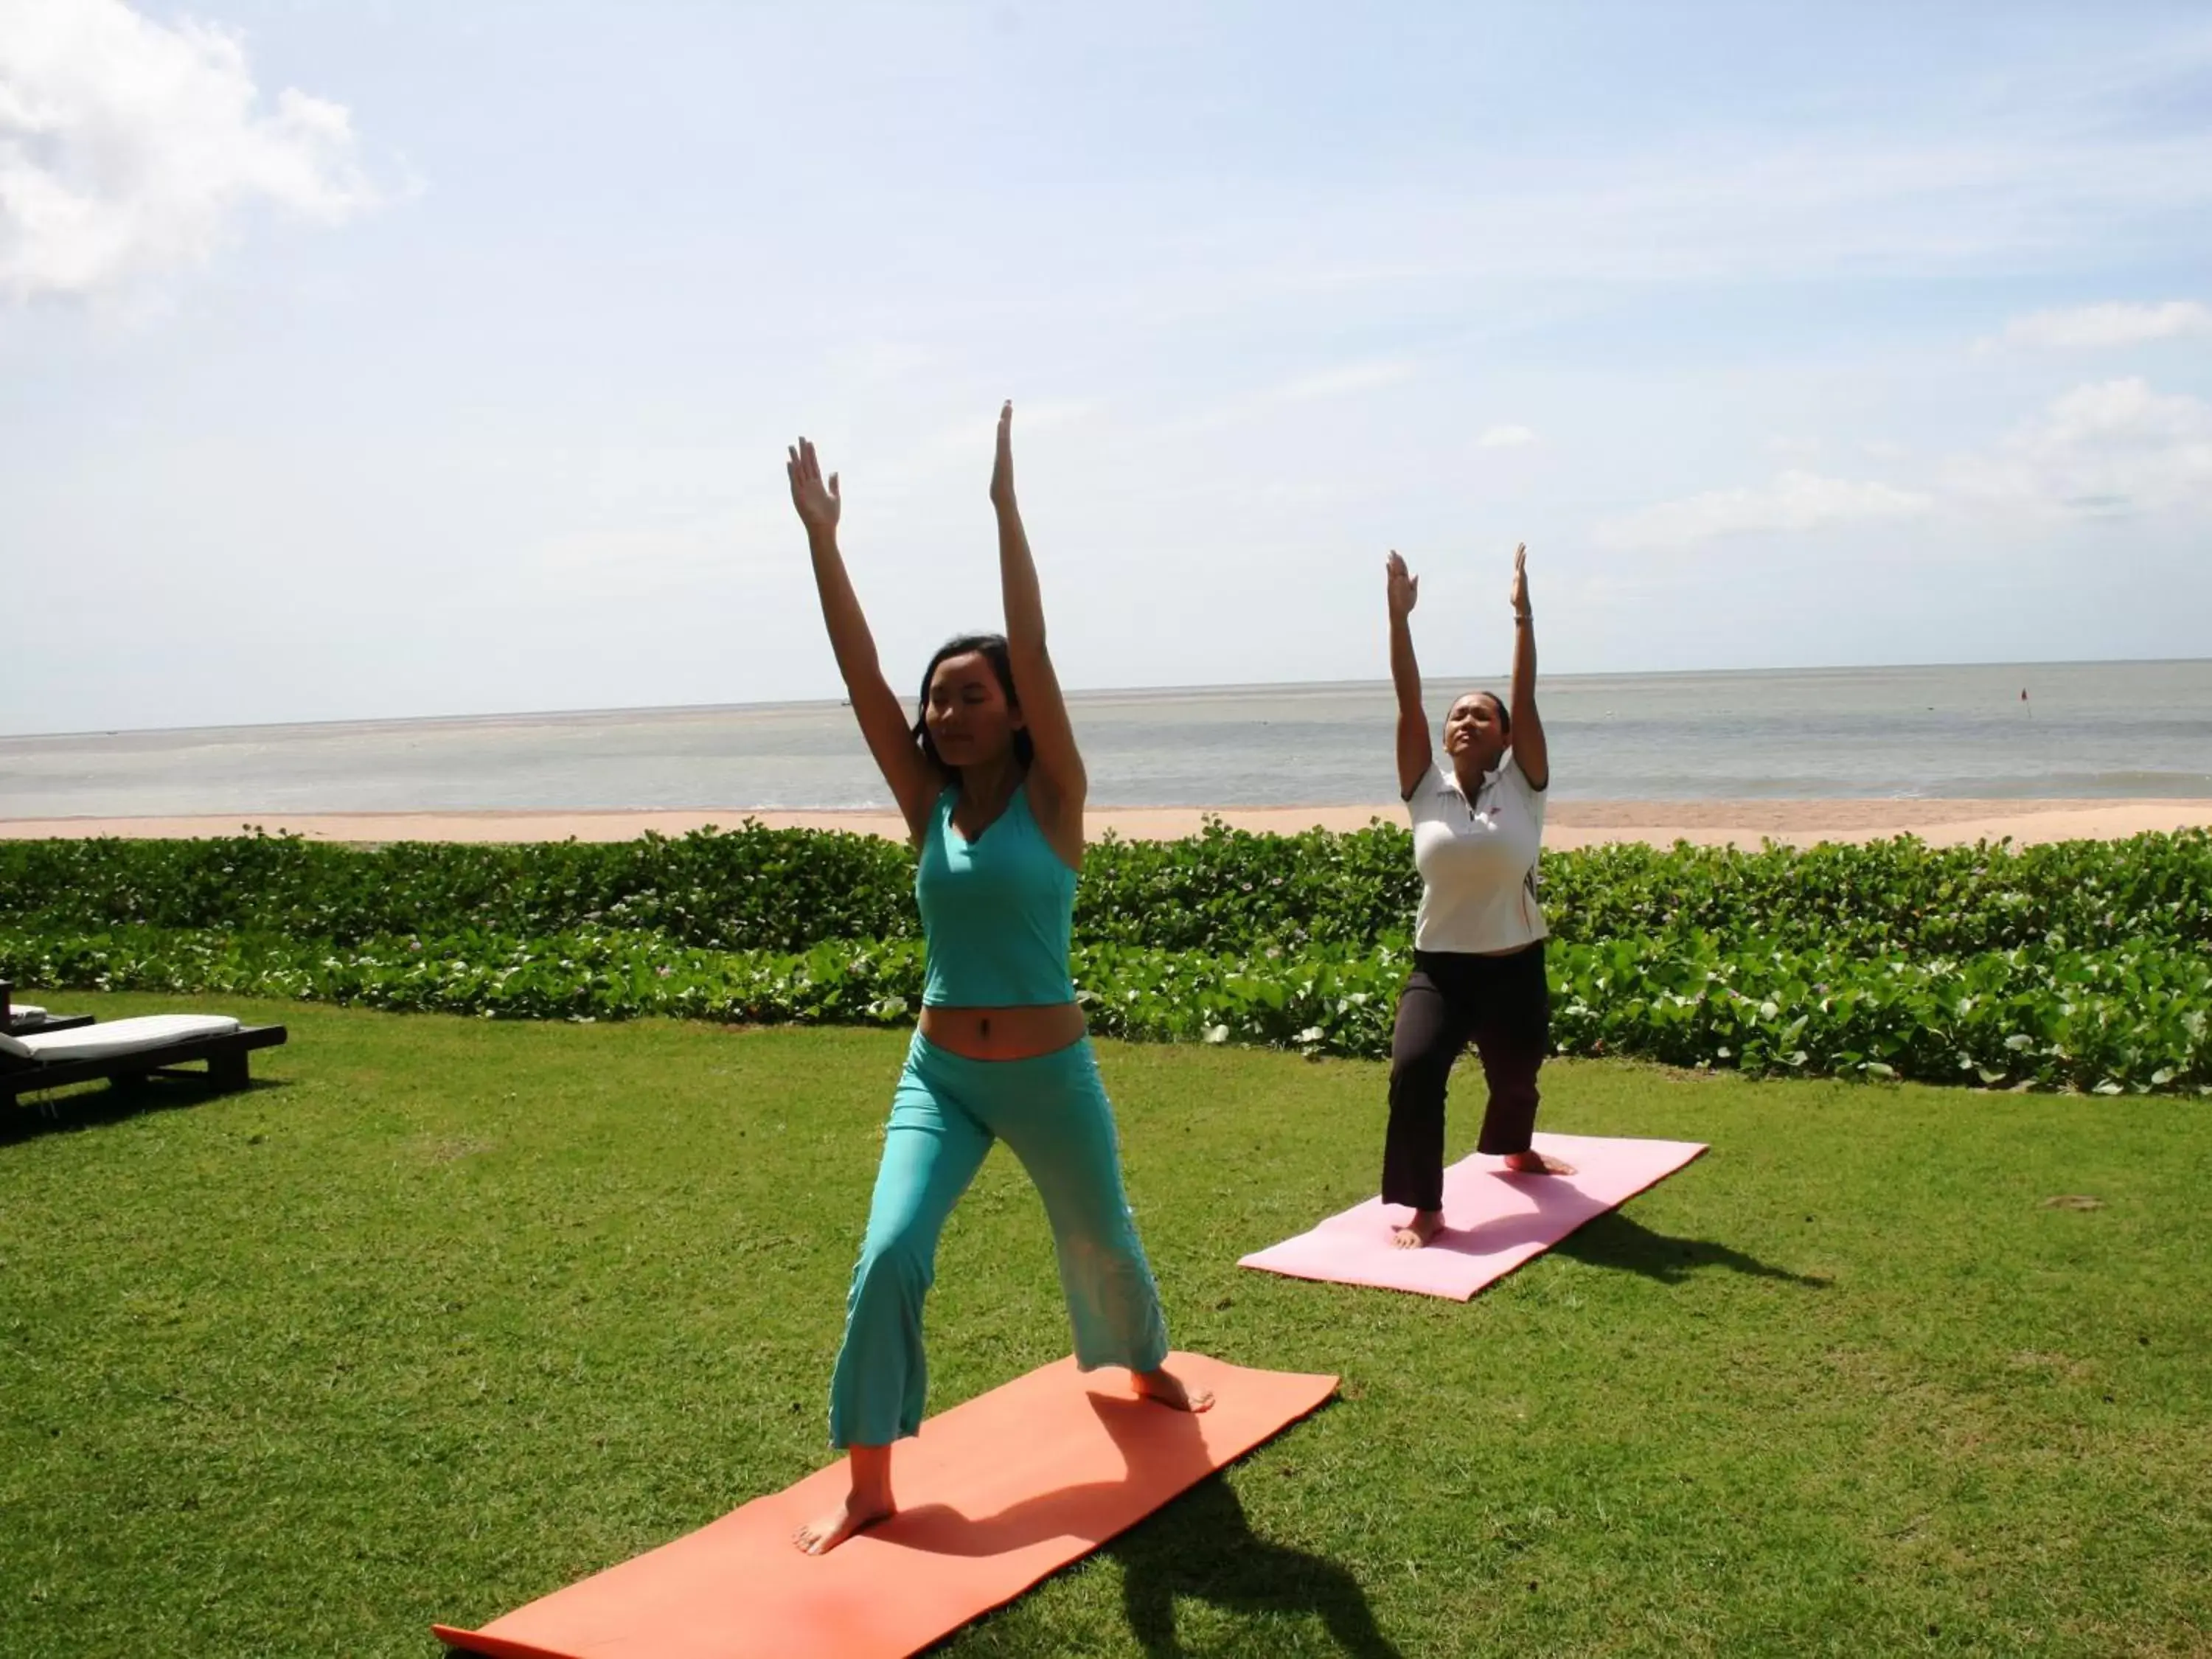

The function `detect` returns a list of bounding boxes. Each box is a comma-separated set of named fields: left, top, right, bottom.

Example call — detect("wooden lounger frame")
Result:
left=1, top=1023, right=288, bottom=1105
left=0, top=979, right=96, bottom=1037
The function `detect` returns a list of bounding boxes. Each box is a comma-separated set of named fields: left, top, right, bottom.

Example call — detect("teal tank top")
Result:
left=915, top=783, right=1078, bottom=1007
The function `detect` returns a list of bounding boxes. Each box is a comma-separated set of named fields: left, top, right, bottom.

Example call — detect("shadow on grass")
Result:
left=1107, top=1473, right=1402, bottom=1659
left=1555, top=1209, right=1829, bottom=1287
left=1, top=1075, right=288, bottom=1147
left=900, top=1394, right=1398, bottom=1658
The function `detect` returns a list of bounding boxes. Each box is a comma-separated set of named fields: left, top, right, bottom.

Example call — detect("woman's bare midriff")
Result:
left=919, top=1001, right=1088, bottom=1060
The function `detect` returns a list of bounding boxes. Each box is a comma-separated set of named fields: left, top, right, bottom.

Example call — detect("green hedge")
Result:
left=4, top=922, right=2205, bottom=1095
left=4, top=824, right=2209, bottom=956
left=0, top=826, right=917, bottom=953
left=9, top=826, right=2208, bottom=1094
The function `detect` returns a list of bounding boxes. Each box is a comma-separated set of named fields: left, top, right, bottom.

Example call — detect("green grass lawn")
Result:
left=3, top=993, right=2207, bottom=1658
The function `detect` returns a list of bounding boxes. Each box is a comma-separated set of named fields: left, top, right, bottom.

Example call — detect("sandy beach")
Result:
left=3, top=799, right=2208, bottom=849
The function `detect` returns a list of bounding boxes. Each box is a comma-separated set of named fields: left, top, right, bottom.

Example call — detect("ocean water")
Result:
left=3, top=661, right=2208, bottom=817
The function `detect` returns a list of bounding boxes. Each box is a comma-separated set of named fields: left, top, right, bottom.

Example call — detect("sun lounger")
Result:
left=0, top=980, right=94, bottom=1036
left=4, top=1008, right=96, bottom=1036
left=0, top=1015, right=287, bottom=1105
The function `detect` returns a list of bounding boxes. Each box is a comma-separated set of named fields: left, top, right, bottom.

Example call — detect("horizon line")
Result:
left=5, top=653, right=2205, bottom=745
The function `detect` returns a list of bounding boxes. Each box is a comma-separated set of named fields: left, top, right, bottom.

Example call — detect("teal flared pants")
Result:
left=827, top=1032, right=1171, bottom=1447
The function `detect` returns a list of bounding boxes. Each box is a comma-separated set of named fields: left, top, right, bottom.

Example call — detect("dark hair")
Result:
left=1452, top=689, right=1512, bottom=737
left=914, top=633, right=1034, bottom=773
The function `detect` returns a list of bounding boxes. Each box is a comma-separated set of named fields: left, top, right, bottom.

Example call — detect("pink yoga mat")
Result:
left=1239, top=1132, right=1706, bottom=1301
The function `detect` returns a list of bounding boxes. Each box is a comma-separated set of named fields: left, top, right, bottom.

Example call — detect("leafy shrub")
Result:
left=9, top=824, right=2208, bottom=1094
left=0, top=827, right=918, bottom=952
left=4, top=922, right=2205, bottom=1096
left=5, top=824, right=2208, bottom=957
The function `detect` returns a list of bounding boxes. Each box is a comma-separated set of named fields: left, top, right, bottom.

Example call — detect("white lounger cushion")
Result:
left=10, top=1005, right=45, bottom=1020
left=10, top=1014, right=241, bottom=1062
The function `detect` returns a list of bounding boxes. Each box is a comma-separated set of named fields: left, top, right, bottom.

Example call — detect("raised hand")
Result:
left=1506, top=539, right=1547, bottom=785
left=1385, top=549, right=1420, bottom=621
left=990, top=400, right=1015, bottom=509
left=786, top=437, right=841, bottom=538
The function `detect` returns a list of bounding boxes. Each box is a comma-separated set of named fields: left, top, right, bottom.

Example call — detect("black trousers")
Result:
left=1382, top=942, right=1551, bottom=1212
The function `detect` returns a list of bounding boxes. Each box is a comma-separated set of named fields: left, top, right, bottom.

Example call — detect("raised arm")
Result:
left=1387, top=551, right=1432, bottom=798
left=787, top=437, right=942, bottom=844
left=988, top=403, right=1087, bottom=860
left=1507, top=543, right=1548, bottom=790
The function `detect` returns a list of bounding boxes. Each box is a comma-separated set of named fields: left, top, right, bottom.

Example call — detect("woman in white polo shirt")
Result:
left=1380, top=542, right=1571, bottom=1250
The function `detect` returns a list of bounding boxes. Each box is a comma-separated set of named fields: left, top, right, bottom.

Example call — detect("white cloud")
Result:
left=1991, top=300, right=2212, bottom=351
left=1275, top=358, right=1419, bottom=403
left=1950, top=378, right=2212, bottom=518
left=1164, top=357, right=1416, bottom=436
left=1593, top=470, right=1933, bottom=552
left=1123, top=114, right=2212, bottom=324
left=530, top=498, right=808, bottom=602
left=1476, top=424, right=1537, bottom=449
left=0, top=0, right=382, bottom=302
left=821, top=339, right=942, bottom=381
left=1005, top=398, right=1099, bottom=431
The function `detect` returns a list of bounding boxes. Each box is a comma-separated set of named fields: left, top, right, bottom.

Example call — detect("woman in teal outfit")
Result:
left=786, top=404, right=1212, bottom=1557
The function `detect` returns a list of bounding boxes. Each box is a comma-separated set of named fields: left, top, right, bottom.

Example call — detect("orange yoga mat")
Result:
left=433, top=1352, right=1337, bottom=1659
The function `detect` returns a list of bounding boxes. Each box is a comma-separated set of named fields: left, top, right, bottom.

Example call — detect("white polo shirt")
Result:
left=1405, top=750, right=1548, bottom=954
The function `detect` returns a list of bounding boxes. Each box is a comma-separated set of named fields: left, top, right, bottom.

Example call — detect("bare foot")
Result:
left=1391, top=1208, right=1446, bottom=1249
left=1503, top=1150, right=1575, bottom=1175
left=1134, top=1366, right=1215, bottom=1413
left=794, top=1444, right=895, bottom=1555
left=793, top=1492, right=895, bottom=1555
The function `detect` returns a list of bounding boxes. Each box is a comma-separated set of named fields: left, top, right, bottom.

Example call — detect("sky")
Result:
left=2, top=0, right=2210, bottom=736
